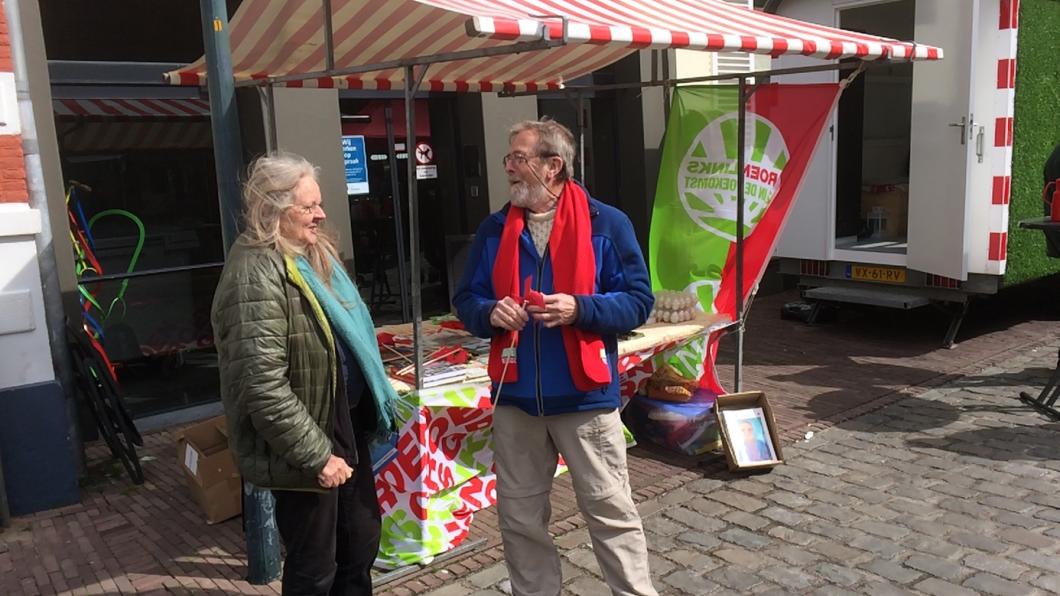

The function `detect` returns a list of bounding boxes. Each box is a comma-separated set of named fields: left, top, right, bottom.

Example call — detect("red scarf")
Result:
left=489, top=181, right=611, bottom=391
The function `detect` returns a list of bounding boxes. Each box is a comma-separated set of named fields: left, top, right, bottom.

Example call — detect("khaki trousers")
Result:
left=492, top=406, right=658, bottom=596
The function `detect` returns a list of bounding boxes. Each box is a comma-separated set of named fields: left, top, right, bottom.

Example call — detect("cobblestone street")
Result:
left=2, top=297, right=1057, bottom=595
left=416, top=340, right=1060, bottom=596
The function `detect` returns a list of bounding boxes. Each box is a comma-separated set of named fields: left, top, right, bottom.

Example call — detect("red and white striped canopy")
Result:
left=53, top=98, right=211, bottom=118
left=166, top=0, right=942, bottom=93
left=55, top=121, right=213, bottom=153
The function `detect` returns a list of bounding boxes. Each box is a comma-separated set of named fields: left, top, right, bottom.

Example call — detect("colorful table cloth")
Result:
left=372, top=315, right=729, bottom=566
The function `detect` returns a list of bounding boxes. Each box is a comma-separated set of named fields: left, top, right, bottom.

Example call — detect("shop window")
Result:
left=60, top=98, right=224, bottom=418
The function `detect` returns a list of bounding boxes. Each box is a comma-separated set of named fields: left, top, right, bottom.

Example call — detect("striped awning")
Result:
left=53, top=98, right=211, bottom=118
left=56, top=121, right=213, bottom=153
left=165, top=0, right=942, bottom=93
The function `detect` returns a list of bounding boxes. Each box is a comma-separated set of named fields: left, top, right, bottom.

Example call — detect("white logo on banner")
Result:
left=678, top=113, right=788, bottom=242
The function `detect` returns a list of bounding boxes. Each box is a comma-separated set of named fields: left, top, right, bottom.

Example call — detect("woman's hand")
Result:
left=317, top=455, right=354, bottom=488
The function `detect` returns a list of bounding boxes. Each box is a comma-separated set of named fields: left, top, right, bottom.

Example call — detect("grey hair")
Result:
left=240, top=152, right=339, bottom=279
left=509, top=118, right=575, bottom=181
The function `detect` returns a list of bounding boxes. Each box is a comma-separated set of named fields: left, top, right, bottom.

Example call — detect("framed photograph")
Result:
left=715, top=391, right=783, bottom=470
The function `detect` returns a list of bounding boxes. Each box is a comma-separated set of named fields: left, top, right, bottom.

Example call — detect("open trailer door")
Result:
left=906, top=0, right=980, bottom=280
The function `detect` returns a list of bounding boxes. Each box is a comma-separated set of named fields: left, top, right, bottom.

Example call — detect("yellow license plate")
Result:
left=850, top=265, right=906, bottom=284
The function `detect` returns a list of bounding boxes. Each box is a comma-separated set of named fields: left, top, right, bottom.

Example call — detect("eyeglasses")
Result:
left=501, top=151, right=557, bottom=168
left=292, top=202, right=323, bottom=215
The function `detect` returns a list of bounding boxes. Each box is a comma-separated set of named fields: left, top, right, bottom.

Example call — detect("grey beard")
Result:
left=509, top=181, right=551, bottom=210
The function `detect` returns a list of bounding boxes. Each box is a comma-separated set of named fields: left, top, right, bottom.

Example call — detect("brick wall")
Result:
left=0, top=0, right=28, bottom=204
left=0, top=0, right=11, bottom=72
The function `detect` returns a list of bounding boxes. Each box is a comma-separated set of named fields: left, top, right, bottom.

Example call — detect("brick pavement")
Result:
left=1, top=286, right=1057, bottom=595
left=413, top=337, right=1060, bottom=596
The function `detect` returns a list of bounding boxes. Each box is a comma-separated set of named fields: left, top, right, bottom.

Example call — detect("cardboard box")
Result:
left=176, top=416, right=241, bottom=524
left=714, top=391, right=784, bottom=471
left=860, top=185, right=909, bottom=240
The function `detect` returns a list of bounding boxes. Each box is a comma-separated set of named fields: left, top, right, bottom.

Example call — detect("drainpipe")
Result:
left=5, top=0, right=83, bottom=471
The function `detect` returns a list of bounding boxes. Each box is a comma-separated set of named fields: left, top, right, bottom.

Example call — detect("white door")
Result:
left=772, top=0, right=838, bottom=261
left=906, top=0, right=977, bottom=280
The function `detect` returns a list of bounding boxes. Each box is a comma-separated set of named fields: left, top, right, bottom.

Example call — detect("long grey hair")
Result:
left=240, top=152, right=340, bottom=281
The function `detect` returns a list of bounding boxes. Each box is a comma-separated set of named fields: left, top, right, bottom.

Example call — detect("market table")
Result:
left=1015, top=218, right=1060, bottom=419
left=370, top=313, right=732, bottom=567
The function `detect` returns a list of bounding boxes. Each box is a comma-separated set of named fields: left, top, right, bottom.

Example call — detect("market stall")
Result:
left=168, top=0, right=944, bottom=575
left=168, top=0, right=942, bottom=394
left=371, top=313, right=730, bottom=566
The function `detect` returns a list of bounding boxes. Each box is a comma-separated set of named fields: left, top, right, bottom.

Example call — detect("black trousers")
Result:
left=273, top=435, right=380, bottom=596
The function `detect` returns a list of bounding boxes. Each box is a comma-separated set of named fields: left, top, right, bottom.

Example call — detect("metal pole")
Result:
left=504, top=61, right=872, bottom=97
left=405, top=65, right=428, bottom=389
left=4, top=0, right=83, bottom=474
left=577, top=93, right=586, bottom=181
left=735, top=77, right=746, bottom=393
left=322, top=0, right=335, bottom=72
left=257, top=84, right=278, bottom=152
left=384, top=103, right=411, bottom=322
left=662, top=49, right=672, bottom=125
left=241, top=481, right=281, bottom=585
left=201, top=0, right=280, bottom=585
left=248, top=76, right=282, bottom=594
left=201, top=0, right=244, bottom=251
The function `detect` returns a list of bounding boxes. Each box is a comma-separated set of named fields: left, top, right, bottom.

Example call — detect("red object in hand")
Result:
left=522, top=277, right=545, bottom=308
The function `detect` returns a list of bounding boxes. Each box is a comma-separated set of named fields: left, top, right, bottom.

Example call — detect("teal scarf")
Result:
left=295, top=255, right=397, bottom=436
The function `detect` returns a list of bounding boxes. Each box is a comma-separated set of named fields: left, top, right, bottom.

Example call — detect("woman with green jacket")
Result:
left=211, top=153, right=397, bottom=596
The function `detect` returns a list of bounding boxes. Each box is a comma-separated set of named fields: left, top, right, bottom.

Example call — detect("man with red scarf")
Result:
left=454, top=119, right=656, bottom=596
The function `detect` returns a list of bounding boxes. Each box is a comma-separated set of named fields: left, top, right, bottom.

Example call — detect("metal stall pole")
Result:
left=405, top=65, right=429, bottom=389
left=247, top=83, right=284, bottom=586
left=384, top=104, right=412, bottom=322
left=200, top=0, right=245, bottom=251
left=734, top=76, right=747, bottom=393
left=661, top=49, right=673, bottom=125
left=578, top=93, right=586, bottom=180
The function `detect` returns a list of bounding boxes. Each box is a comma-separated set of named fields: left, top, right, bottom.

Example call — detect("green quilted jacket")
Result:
left=211, top=239, right=338, bottom=491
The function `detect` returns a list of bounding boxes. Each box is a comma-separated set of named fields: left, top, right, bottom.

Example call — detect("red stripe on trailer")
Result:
left=991, top=176, right=1011, bottom=205
left=1000, top=0, right=1013, bottom=29
left=988, top=232, right=1008, bottom=261
left=994, top=117, right=1013, bottom=147
left=996, top=58, right=1016, bottom=89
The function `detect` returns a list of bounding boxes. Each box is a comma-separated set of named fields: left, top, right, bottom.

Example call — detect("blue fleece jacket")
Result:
left=453, top=189, right=654, bottom=416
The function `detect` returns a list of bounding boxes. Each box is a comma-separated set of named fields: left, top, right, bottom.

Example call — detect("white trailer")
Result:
left=770, top=0, right=1025, bottom=345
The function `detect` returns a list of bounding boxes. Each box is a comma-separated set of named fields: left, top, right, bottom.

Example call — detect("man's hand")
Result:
left=317, top=455, right=354, bottom=489
left=528, top=293, right=578, bottom=328
left=490, top=296, right=529, bottom=331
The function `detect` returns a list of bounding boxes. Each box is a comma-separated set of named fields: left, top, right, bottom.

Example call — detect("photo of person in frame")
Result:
left=723, top=407, right=777, bottom=466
